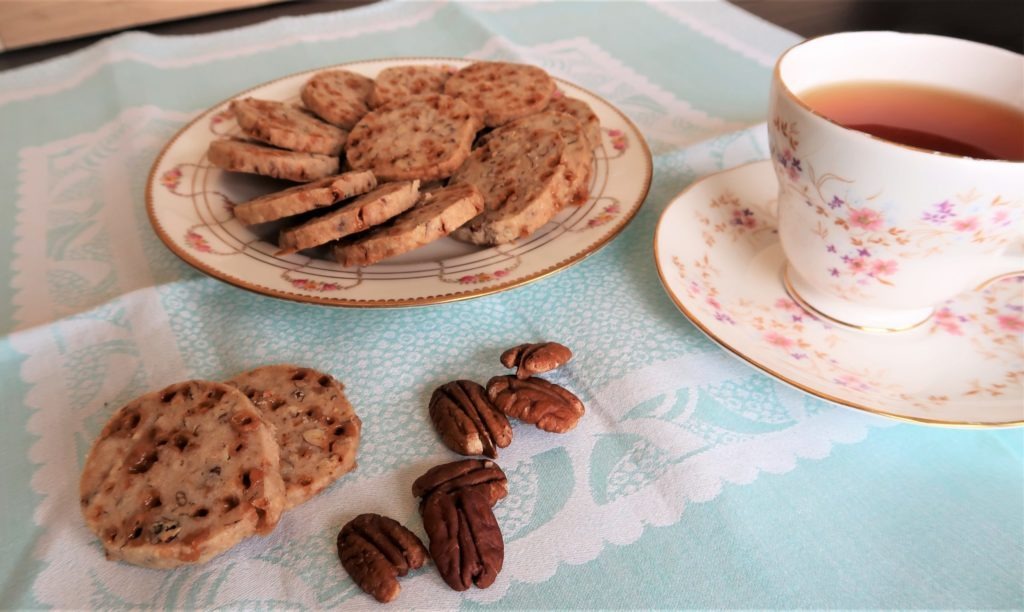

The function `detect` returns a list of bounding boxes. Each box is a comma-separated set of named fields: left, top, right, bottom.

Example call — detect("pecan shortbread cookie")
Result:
left=369, top=65, right=452, bottom=108
left=346, top=94, right=482, bottom=182
left=79, top=380, right=286, bottom=569
left=301, top=69, right=375, bottom=129
left=548, top=95, right=602, bottom=150
left=278, top=180, right=420, bottom=254
left=444, top=61, right=555, bottom=127
left=483, top=111, right=593, bottom=206
left=207, top=139, right=339, bottom=182
left=228, top=365, right=361, bottom=509
left=449, top=126, right=570, bottom=245
left=331, top=184, right=484, bottom=267
left=233, top=170, right=377, bottom=225
left=231, top=98, right=348, bottom=155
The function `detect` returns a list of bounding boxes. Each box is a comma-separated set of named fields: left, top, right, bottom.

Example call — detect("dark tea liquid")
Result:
left=799, top=81, right=1024, bottom=161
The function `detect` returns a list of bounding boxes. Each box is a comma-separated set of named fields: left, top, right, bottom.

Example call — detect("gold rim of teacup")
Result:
left=781, top=266, right=934, bottom=334
left=773, top=32, right=1024, bottom=164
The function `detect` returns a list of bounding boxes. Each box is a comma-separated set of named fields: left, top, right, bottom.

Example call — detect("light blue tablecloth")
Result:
left=1, top=1, right=1020, bottom=608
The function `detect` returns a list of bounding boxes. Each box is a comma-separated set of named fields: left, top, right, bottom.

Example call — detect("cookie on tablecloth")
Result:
left=228, top=365, right=361, bottom=509
left=79, top=381, right=286, bottom=569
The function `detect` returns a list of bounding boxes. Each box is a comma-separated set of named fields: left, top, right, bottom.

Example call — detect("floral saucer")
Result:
left=654, top=161, right=1023, bottom=427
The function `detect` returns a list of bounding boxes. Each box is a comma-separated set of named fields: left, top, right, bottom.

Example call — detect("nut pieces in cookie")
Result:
left=429, top=380, right=512, bottom=459
left=337, top=513, right=428, bottom=603
left=487, top=375, right=585, bottom=434
left=500, top=341, right=573, bottom=379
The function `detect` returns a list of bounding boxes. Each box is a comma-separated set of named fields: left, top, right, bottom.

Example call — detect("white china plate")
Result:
left=146, top=58, right=652, bottom=307
left=654, top=161, right=1023, bottom=427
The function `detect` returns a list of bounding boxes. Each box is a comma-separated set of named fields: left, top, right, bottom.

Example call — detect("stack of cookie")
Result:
left=206, top=61, right=603, bottom=266
left=78, top=365, right=361, bottom=569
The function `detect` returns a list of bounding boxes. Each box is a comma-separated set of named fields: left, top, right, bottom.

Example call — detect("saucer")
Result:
left=654, top=161, right=1023, bottom=427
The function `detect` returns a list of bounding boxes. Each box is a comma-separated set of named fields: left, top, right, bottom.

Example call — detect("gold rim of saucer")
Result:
left=773, top=32, right=1024, bottom=164
left=781, top=266, right=934, bottom=334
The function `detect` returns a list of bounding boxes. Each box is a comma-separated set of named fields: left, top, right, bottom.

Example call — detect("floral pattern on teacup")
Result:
left=769, top=118, right=1023, bottom=300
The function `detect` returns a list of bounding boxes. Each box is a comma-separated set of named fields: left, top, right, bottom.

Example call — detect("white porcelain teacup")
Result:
left=768, top=32, right=1023, bottom=332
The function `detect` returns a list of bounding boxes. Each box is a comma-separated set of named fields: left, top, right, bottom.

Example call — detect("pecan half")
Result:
left=429, top=380, right=512, bottom=458
left=422, top=490, right=503, bottom=591
left=500, top=341, right=573, bottom=379
left=337, top=513, right=428, bottom=603
left=412, top=459, right=507, bottom=510
left=487, top=375, right=585, bottom=433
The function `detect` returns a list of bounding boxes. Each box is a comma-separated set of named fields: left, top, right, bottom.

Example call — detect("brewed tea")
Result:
left=799, top=81, right=1024, bottom=161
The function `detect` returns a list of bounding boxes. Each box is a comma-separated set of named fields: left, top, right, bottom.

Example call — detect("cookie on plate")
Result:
left=444, top=61, right=555, bottom=127
left=301, top=69, right=375, bottom=129
left=208, top=139, right=339, bottom=182
left=346, top=94, right=481, bottom=182
left=79, top=380, right=286, bottom=569
left=482, top=111, right=593, bottom=206
left=231, top=98, right=348, bottom=156
left=277, top=180, right=420, bottom=254
left=369, top=65, right=452, bottom=108
left=232, top=170, right=377, bottom=225
left=449, top=126, right=569, bottom=245
left=548, top=95, right=602, bottom=150
left=228, top=365, right=361, bottom=509
left=332, top=183, right=484, bottom=267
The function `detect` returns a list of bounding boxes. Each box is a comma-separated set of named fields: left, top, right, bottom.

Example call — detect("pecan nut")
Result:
left=422, top=490, right=503, bottom=591
left=500, top=341, right=573, bottom=379
left=429, top=380, right=512, bottom=458
left=487, top=375, right=585, bottom=433
left=337, top=513, right=428, bottom=603
left=412, top=459, right=508, bottom=510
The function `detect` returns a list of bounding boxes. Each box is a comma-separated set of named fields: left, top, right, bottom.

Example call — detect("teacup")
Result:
left=768, top=32, right=1023, bottom=332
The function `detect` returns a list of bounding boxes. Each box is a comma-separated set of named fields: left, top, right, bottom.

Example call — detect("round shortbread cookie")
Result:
left=369, top=65, right=452, bottom=108
left=228, top=365, right=362, bottom=509
left=79, top=380, right=286, bottom=569
left=277, top=180, right=420, bottom=254
left=444, top=61, right=555, bottom=127
left=346, top=94, right=482, bottom=182
left=301, top=69, right=375, bottom=129
left=548, top=95, right=602, bottom=150
left=482, top=111, right=593, bottom=206
left=450, top=126, right=569, bottom=245
left=332, top=183, right=485, bottom=267
left=233, top=170, right=378, bottom=225
left=231, top=97, right=348, bottom=156
left=207, top=139, right=339, bottom=182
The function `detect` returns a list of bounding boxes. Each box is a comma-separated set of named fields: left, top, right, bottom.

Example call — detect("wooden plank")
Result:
left=0, top=0, right=284, bottom=51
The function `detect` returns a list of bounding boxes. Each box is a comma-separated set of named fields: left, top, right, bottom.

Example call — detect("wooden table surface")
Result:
left=1, top=0, right=1020, bottom=73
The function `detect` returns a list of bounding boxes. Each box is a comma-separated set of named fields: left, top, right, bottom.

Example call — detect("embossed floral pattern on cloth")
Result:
left=1, top=1, right=1021, bottom=610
